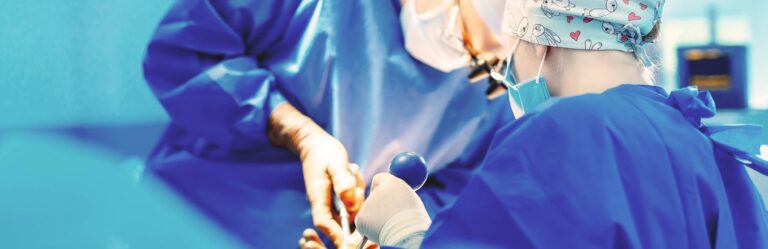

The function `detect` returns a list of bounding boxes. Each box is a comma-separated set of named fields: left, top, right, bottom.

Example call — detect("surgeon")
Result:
left=350, top=0, right=768, bottom=248
left=293, top=0, right=514, bottom=247
left=143, top=0, right=509, bottom=248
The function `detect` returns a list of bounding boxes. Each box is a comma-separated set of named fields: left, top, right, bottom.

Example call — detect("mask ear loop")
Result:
left=505, top=38, right=520, bottom=71
left=498, top=38, right=522, bottom=89
left=535, top=46, right=547, bottom=85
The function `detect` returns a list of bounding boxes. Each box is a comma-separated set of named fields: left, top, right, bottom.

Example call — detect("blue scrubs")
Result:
left=422, top=85, right=768, bottom=248
left=143, top=0, right=494, bottom=247
left=419, top=91, right=515, bottom=217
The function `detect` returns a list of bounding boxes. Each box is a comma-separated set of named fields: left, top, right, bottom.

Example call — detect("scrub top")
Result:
left=421, top=84, right=768, bottom=248
left=142, top=0, right=495, bottom=247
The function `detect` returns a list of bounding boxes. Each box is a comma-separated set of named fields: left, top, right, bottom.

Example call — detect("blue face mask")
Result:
left=499, top=40, right=551, bottom=119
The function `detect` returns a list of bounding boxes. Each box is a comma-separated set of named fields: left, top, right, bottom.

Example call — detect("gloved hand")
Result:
left=298, top=228, right=379, bottom=249
left=355, top=173, right=431, bottom=247
left=268, top=103, right=365, bottom=248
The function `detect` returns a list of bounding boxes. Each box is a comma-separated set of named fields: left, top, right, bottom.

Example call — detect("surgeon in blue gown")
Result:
left=354, top=0, right=768, bottom=248
left=143, top=0, right=511, bottom=248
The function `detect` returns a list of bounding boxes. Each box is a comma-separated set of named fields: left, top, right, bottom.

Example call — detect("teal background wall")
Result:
left=0, top=0, right=170, bottom=128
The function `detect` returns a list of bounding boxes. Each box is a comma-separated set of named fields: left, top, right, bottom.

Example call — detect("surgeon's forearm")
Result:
left=267, top=103, right=325, bottom=158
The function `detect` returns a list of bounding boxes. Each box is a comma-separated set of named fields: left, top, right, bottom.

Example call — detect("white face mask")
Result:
left=400, top=0, right=471, bottom=72
left=469, top=0, right=506, bottom=42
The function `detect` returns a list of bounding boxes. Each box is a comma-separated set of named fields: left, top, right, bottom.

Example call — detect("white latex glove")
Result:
left=355, top=173, right=431, bottom=247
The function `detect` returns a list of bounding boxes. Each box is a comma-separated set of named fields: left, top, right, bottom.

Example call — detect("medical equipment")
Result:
left=677, top=7, right=748, bottom=109
left=357, top=152, right=429, bottom=249
left=335, top=196, right=352, bottom=243
left=388, top=152, right=429, bottom=190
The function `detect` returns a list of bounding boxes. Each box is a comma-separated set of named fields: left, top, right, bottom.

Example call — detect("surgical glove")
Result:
left=268, top=103, right=365, bottom=248
left=299, top=228, right=379, bottom=249
left=355, top=173, right=431, bottom=248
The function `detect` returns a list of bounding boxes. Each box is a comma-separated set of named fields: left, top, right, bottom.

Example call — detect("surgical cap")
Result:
left=501, top=0, right=664, bottom=52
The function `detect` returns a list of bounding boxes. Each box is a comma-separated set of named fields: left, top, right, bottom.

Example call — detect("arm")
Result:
left=145, top=1, right=364, bottom=246
left=143, top=0, right=300, bottom=150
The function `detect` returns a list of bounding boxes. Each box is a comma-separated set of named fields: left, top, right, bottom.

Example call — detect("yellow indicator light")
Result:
left=690, top=74, right=731, bottom=90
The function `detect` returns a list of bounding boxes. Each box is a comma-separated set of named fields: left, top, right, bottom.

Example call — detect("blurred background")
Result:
left=0, top=0, right=766, bottom=248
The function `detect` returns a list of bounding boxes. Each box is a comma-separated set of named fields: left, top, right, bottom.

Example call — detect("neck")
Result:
left=545, top=49, right=653, bottom=97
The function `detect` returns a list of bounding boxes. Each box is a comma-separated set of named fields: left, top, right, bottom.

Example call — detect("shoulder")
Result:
left=537, top=92, right=628, bottom=121
left=486, top=93, right=638, bottom=160
left=502, top=92, right=625, bottom=135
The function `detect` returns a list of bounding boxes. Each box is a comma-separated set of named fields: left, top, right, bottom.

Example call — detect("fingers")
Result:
left=324, top=140, right=355, bottom=196
left=369, top=173, right=396, bottom=192
left=303, top=153, right=332, bottom=208
left=327, top=160, right=357, bottom=202
left=349, top=230, right=379, bottom=249
left=304, top=167, right=334, bottom=227
left=344, top=163, right=366, bottom=221
left=300, top=240, right=324, bottom=249
left=314, top=217, right=345, bottom=248
left=299, top=239, right=325, bottom=249
left=303, top=167, right=344, bottom=248
left=299, top=228, right=326, bottom=249
left=349, top=163, right=366, bottom=190
left=365, top=242, right=380, bottom=249
left=303, top=228, right=323, bottom=244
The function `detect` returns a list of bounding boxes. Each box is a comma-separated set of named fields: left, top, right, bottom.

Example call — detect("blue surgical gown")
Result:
left=421, top=85, right=768, bottom=248
left=142, top=0, right=496, bottom=247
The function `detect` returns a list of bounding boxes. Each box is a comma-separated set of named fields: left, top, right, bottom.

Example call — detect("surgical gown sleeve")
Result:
left=420, top=107, right=586, bottom=248
left=143, top=0, right=301, bottom=149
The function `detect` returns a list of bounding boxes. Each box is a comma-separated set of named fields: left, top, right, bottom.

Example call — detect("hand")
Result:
left=299, top=228, right=378, bottom=249
left=299, top=133, right=366, bottom=248
left=267, top=103, right=365, bottom=247
left=355, top=173, right=430, bottom=246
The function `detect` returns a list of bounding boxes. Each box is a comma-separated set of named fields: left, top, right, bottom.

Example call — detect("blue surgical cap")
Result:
left=501, top=0, right=664, bottom=52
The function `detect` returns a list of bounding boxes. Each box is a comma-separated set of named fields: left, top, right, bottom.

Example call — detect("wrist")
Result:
left=267, top=103, right=323, bottom=155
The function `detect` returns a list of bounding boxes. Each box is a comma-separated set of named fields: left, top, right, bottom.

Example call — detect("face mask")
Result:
left=500, top=39, right=551, bottom=118
left=468, top=0, right=505, bottom=42
left=400, top=0, right=471, bottom=72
